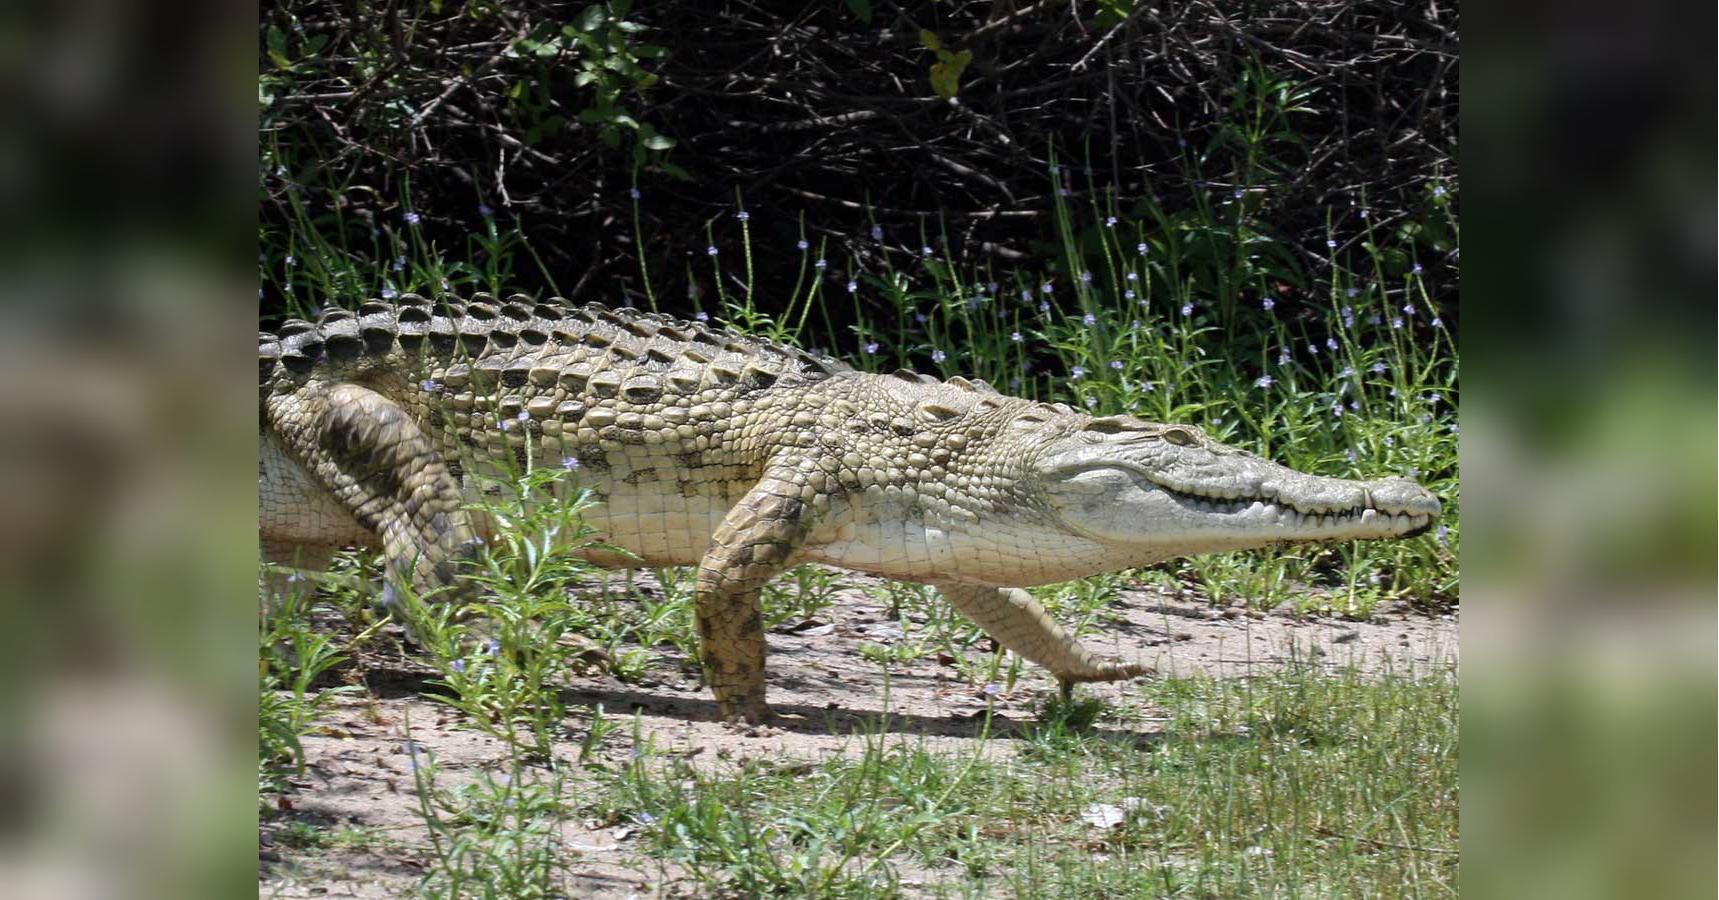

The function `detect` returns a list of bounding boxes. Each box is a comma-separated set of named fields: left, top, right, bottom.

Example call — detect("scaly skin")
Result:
left=260, top=295, right=1441, bottom=722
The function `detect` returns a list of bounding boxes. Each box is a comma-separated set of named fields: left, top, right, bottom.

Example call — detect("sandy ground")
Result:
left=260, top=575, right=1456, bottom=898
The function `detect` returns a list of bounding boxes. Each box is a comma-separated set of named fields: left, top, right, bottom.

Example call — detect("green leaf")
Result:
left=266, top=25, right=287, bottom=55
left=577, top=4, right=607, bottom=32
left=929, top=50, right=972, bottom=99
left=845, top=0, right=873, bottom=23
left=918, top=29, right=941, bottom=52
left=641, top=133, right=675, bottom=150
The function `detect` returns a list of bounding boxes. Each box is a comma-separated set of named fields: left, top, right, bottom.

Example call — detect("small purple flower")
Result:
left=915, top=312, right=928, bottom=324
left=863, top=342, right=879, bottom=354
left=1384, top=436, right=1395, bottom=447
left=1277, top=350, right=1290, bottom=366
left=1261, top=298, right=1275, bottom=311
left=420, top=379, right=441, bottom=392
left=988, top=282, right=999, bottom=293
left=451, top=658, right=466, bottom=673
left=1105, top=216, right=1117, bottom=227
left=707, top=245, right=719, bottom=256
left=1368, top=314, right=1382, bottom=325
left=1082, top=313, right=1097, bottom=327
left=1109, top=360, right=1124, bottom=370
left=284, top=254, right=296, bottom=267
left=517, top=410, right=530, bottom=422
left=1019, top=289, right=1032, bottom=302
left=1084, top=396, right=1098, bottom=408
left=478, top=204, right=494, bottom=217
left=1359, top=209, right=1370, bottom=220
left=815, top=258, right=827, bottom=269
left=1326, top=338, right=1339, bottom=351
left=1345, top=287, right=1359, bottom=298
left=922, top=245, right=934, bottom=257
left=736, top=211, right=750, bottom=221
left=1427, top=393, right=1442, bottom=405
left=931, top=349, right=947, bottom=364
left=1326, top=239, right=1337, bottom=249
left=1403, top=304, right=1416, bottom=316
left=403, top=211, right=421, bottom=225
left=1339, top=365, right=1354, bottom=378
left=1125, top=272, right=1138, bottom=282
left=847, top=280, right=858, bottom=294
left=1010, top=332, right=1023, bottom=343
left=1232, top=189, right=1244, bottom=200
left=1124, top=290, right=1136, bottom=300
left=381, top=287, right=398, bottom=300
left=1346, top=448, right=1359, bottom=462
left=1255, top=375, right=1273, bottom=389
left=1141, top=382, right=1155, bottom=393
left=1181, top=302, right=1194, bottom=316
left=629, top=188, right=641, bottom=200
left=1432, top=185, right=1447, bottom=199
left=1071, top=366, right=1087, bottom=379
left=1411, top=263, right=1424, bottom=275
left=1431, top=317, right=1444, bottom=328
left=870, top=224, right=883, bottom=241
left=1370, top=361, right=1388, bottom=375
left=1136, top=242, right=1148, bottom=255
left=1079, top=271, right=1092, bottom=283
left=1038, top=301, right=1051, bottom=314
left=393, top=256, right=406, bottom=272
left=562, top=456, right=580, bottom=470
left=1307, top=343, right=1319, bottom=355
left=983, top=682, right=1001, bottom=696
left=1041, top=282, right=1053, bottom=295
left=1391, top=317, right=1404, bottom=329
left=499, top=419, right=513, bottom=432
left=796, top=239, right=809, bottom=251
left=484, top=638, right=501, bottom=655
left=1332, top=404, right=1344, bottom=419
left=695, top=311, right=710, bottom=322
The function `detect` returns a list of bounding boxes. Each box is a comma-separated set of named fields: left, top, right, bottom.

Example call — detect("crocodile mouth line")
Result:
left=1165, top=490, right=1434, bottom=533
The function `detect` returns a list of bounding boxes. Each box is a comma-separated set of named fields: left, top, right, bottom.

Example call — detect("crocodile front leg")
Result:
left=937, top=583, right=1153, bottom=697
left=696, top=468, right=814, bottom=723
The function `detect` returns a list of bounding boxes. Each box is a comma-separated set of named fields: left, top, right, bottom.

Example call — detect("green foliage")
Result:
left=258, top=582, right=360, bottom=796
left=918, top=30, right=974, bottom=100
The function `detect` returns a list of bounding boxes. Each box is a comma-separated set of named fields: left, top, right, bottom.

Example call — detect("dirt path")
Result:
left=260, top=580, right=1456, bottom=898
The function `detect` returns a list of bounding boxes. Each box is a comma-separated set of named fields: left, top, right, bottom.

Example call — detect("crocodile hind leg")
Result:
left=695, top=469, right=814, bottom=723
left=937, top=583, right=1153, bottom=698
left=263, top=382, right=478, bottom=605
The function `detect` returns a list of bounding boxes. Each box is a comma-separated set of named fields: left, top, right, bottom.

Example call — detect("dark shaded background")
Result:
left=259, top=0, right=1457, bottom=335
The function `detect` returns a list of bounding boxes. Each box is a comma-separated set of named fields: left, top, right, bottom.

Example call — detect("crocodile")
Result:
left=260, top=294, right=1441, bottom=723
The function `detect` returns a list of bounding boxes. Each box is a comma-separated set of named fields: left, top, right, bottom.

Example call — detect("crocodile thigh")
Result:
left=265, top=382, right=478, bottom=598
left=694, top=467, right=815, bottom=722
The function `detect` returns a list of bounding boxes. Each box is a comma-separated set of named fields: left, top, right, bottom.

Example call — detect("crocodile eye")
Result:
left=1162, top=427, right=1197, bottom=447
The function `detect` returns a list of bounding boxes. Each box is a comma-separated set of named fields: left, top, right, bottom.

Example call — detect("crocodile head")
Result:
left=1029, top=414, right=1440, bottom=565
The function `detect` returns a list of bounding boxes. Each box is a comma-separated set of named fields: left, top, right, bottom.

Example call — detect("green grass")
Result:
left=596, top=665, right=1457, bottom=898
